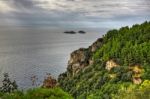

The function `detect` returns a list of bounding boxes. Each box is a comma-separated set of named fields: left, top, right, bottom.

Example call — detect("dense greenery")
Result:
left=0, top=21, right=149, bottom=99
left=58, top=21, right=150, bottom=99
left=0, top=87, right=73, bottom=99
left=113, top=80, right=150, bottom=99
left=94, top=21, right=150, bottom=66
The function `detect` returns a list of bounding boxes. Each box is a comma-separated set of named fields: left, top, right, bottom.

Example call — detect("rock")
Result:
left=64, top=31, right=76, bottom=34
left=133, top=77, right=142, bottom=84
left=67, top=48, right=90, bottom=76
left=105, top=59, right=119, bottom=71
left=89, top=59, right=94, bottom=65
left=78, top=31, right=86, bottom=34
left=61, top=38, right=103, bottom=77
left=66, top=38, right=103, bottom=76
left=132, top=65, right=142, bottom=74
left=68, top=48, right=88, bottom=65
left=89, top=38, right=103, bottom=52
left=129, top=65, right=143, bottom=84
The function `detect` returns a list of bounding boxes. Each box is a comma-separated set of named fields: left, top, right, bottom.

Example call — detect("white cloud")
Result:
left=35, top=0, right=150, bottom=17
left=0, top=0, right=149, bottom=28
left=0, top=0, right=16, bottom=13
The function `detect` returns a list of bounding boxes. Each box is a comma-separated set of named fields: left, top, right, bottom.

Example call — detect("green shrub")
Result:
left=0, top=87, right=73, bottom=99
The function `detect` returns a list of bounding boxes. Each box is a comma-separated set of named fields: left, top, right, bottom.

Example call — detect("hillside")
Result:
left=0, top=21, right=150, bottom=99
left=58, top=21, right=150, bottom=99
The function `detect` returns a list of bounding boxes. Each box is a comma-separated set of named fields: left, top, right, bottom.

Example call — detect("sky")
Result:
left=0, top=0, right=150, bottom=29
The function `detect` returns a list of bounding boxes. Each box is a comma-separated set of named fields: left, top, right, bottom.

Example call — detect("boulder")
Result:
left=105, top=59, right=119, bottom=71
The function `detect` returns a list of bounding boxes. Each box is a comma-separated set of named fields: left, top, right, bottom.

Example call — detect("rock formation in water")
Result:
left=78, top=31, right=86, bottom=34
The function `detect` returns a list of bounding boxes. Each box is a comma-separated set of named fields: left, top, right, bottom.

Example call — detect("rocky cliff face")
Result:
left=67, top=48, right=89, bottom=76
left=64, top=38, right=103, bottom=77
left=89, top=38, right=103, bottom=52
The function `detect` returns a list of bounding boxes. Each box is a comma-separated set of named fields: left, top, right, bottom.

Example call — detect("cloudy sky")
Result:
left=0, top=0, right=150, bottom=28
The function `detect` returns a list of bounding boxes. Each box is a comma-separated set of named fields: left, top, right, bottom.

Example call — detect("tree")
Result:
left=0, top=73, right=18, bottom=93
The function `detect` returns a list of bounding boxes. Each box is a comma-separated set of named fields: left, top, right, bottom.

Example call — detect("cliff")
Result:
left=66, top=38, right=103, bottom=76
left=58, top=21, right=150, bottom=99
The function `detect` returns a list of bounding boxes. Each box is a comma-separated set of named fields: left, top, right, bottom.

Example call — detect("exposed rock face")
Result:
left=89, top=38, right=103, bottom=52
left=105, top=59, right=119, bottom=71
left=133, top=77, right=142, bottom=84
left=68, top=48, right=88, bottom=65
left=42, top=74, right=57, bottom=88
left=67, top=38, right=103, bottom=76
left=67, top=48, right=90, bottom=76
left=130, top=65, right=143, bottom=84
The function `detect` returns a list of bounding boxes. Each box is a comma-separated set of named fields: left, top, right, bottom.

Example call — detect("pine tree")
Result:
left=0, top=73, right=18, bottom=93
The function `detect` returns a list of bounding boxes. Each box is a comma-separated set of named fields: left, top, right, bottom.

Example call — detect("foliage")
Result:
left=0, top=73, right=18, bottom=93
left=0, top=87, right=73, bottom=99
left=58, top=21, right=150, bottom=99
left=1, top=21, right=150, bottom=99
left=113, top=80, right=150, bottom=99
left=0, top=73, right=72, bottom=99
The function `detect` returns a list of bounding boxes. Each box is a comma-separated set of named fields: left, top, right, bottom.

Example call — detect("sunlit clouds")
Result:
left=0, top=1, right=15, bottom=13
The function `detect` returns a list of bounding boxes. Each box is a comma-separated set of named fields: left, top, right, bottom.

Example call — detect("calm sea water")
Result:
left=0, top=27, right=106, bottom=89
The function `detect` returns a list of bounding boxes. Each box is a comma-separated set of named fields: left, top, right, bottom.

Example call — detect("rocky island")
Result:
left=0, top=21, right=150, bottom=99
left=78, top=31, right=86, bottom=34
left=64, top=31, right=76, bottom=34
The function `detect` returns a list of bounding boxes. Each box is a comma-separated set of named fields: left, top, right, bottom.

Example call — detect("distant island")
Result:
left=78, top=30, right=86, bottom=34
left=64, top=31, right=76, bottom=34
left=64, top=30, right=86, bottom=34
left=1, top=21, right=150, bottom=99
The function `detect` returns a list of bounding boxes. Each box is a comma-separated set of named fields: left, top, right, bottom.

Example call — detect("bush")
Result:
left=0, top=87, right=73, bottom=99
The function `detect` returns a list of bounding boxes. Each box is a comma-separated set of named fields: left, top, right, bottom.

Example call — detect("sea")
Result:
left=0, top=27, right=107, bottom=89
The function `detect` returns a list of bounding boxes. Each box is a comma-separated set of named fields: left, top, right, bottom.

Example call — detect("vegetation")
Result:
left=58, top=21, right=150, bottom=99
left=0, top=87, right=73, bottom=99
left=0, top=73, right=72, bottom=99
left=0, top=21, right=150, bottom=99
left=114, top=80, right=150, bottom=99
left=0, top=73, right=18, bottom=93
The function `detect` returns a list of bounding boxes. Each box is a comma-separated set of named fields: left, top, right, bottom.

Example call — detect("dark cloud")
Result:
left=12, top=0, right=35, bottom=8
left=0, top=0, right=149, bottom=28
left=11, top=0, right=43, bottom=12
